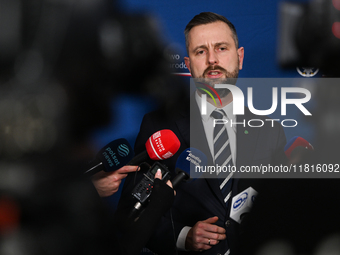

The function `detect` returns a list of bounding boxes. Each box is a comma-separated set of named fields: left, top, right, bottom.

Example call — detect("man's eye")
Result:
left=197, top=50, right=205, bottom=55
left=219, top=47, right=227, bottom=51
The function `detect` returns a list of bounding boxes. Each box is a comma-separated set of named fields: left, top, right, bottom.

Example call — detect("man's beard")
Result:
left=194, top=65, right=239, bottom=98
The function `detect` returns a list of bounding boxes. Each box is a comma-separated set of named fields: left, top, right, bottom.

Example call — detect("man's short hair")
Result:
left=184, top=12, right=239, bottom=54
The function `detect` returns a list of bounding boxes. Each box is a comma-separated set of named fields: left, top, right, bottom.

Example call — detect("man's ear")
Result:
left=184, top=57, right=191, bottom=73
left=237, top=47, right=244, bottom=70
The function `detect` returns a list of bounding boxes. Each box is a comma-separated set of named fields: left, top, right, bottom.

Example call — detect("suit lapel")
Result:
left=236, top=108, right=260, bottom=169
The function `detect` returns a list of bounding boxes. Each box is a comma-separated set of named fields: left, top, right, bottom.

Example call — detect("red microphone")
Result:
left=284, top=136, right=314, bottom=160
left=128, top=129, right=181, bottom=165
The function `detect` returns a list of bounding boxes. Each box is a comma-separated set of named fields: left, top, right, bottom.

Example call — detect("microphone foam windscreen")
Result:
left=284, top=136, right=314, bottom=159
left=96, top=138, right=134, bottom=172
left=145, top=129, right=180, bottom=160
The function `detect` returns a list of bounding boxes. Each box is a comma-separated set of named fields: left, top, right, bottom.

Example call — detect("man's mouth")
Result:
left=206, top=70, right=224, bottom=78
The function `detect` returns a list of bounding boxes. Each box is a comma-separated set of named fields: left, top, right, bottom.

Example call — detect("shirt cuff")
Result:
left=176, top=226, right=191, bottom=251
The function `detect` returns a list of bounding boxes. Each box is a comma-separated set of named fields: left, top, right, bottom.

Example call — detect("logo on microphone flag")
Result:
left=117, top=143, right=130, bottom=157
left=233, top=192, right=248, bottom=211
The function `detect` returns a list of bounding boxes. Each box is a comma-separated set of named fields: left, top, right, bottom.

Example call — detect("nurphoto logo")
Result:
left=199, top=83, right=312, bottom=128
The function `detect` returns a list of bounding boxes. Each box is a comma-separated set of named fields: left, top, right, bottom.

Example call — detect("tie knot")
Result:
left=211, top=109, right=225, bottom=119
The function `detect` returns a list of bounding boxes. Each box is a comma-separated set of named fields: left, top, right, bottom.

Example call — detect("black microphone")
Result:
left=84, top=138, right=134, bottom=176
left=171, top=148, right=207, bottom=188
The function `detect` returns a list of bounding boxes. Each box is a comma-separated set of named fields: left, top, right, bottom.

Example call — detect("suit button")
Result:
left=225, top=220, right=231, bottom=227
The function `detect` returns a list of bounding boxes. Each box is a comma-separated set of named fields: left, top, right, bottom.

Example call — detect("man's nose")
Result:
left=207, top=51, right=218, bottom=65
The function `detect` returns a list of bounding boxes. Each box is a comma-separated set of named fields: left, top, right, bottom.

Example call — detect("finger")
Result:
left=207, top=239, right=219, bottom=246
left=166, top=180, right=173, bottom=188
left=103, top=171, right=128, bottom=181
left=202, top=231, right=226, bottom=241
left=201, top=223, right=226, bottom=235
left=202, top=216, right=219, bottom=224
left=201, top=217, right=226, bottom=235
left=155, top=169, right=162, bottom=179
left=165, top=180, right=176, bottom=196
left=114, top=173, right=128, bottom=181
left=116, top=165, right=139, bottom=174
left=195, top=225, right=226, bottom=241
left=197, top=244, right=213, bottom=251
left=202, top=238, right=220, bottom=246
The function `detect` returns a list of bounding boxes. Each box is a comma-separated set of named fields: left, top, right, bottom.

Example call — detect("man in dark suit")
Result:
left=119, top=12, right=286, bottom=255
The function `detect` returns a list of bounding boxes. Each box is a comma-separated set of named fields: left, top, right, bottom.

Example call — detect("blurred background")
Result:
left=0, top=0, right=339, bottom=254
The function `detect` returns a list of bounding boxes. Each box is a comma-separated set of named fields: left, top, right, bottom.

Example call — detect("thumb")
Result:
left=202, top=216, right=219, bottom=224
left=155, top=169, right=162, bottom=180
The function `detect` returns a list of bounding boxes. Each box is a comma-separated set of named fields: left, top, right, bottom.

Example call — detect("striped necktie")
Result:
left=211, top=109, right=234, bottom=208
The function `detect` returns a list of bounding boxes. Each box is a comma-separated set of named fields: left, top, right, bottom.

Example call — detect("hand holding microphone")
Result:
left=121, top=168, right=176, bottom=255
left=87, top=130, right=180, bottom=197
left=91, top=166, right=139, bottom=197
left=85, top=129, right=180, bottom=176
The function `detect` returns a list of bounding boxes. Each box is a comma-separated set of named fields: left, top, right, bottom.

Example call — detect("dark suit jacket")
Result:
left=119, top=97, right=287, bottom=255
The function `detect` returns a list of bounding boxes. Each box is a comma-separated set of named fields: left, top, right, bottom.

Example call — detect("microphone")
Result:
left=128, top=129, right=181, bottom=166
left=171, top=148, right=207, bottom=188
left=230, top=187, right=258, bottom=224
left=284, top=136, right=314, bottom=160
left=84, top=138, right=134, bottom=176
